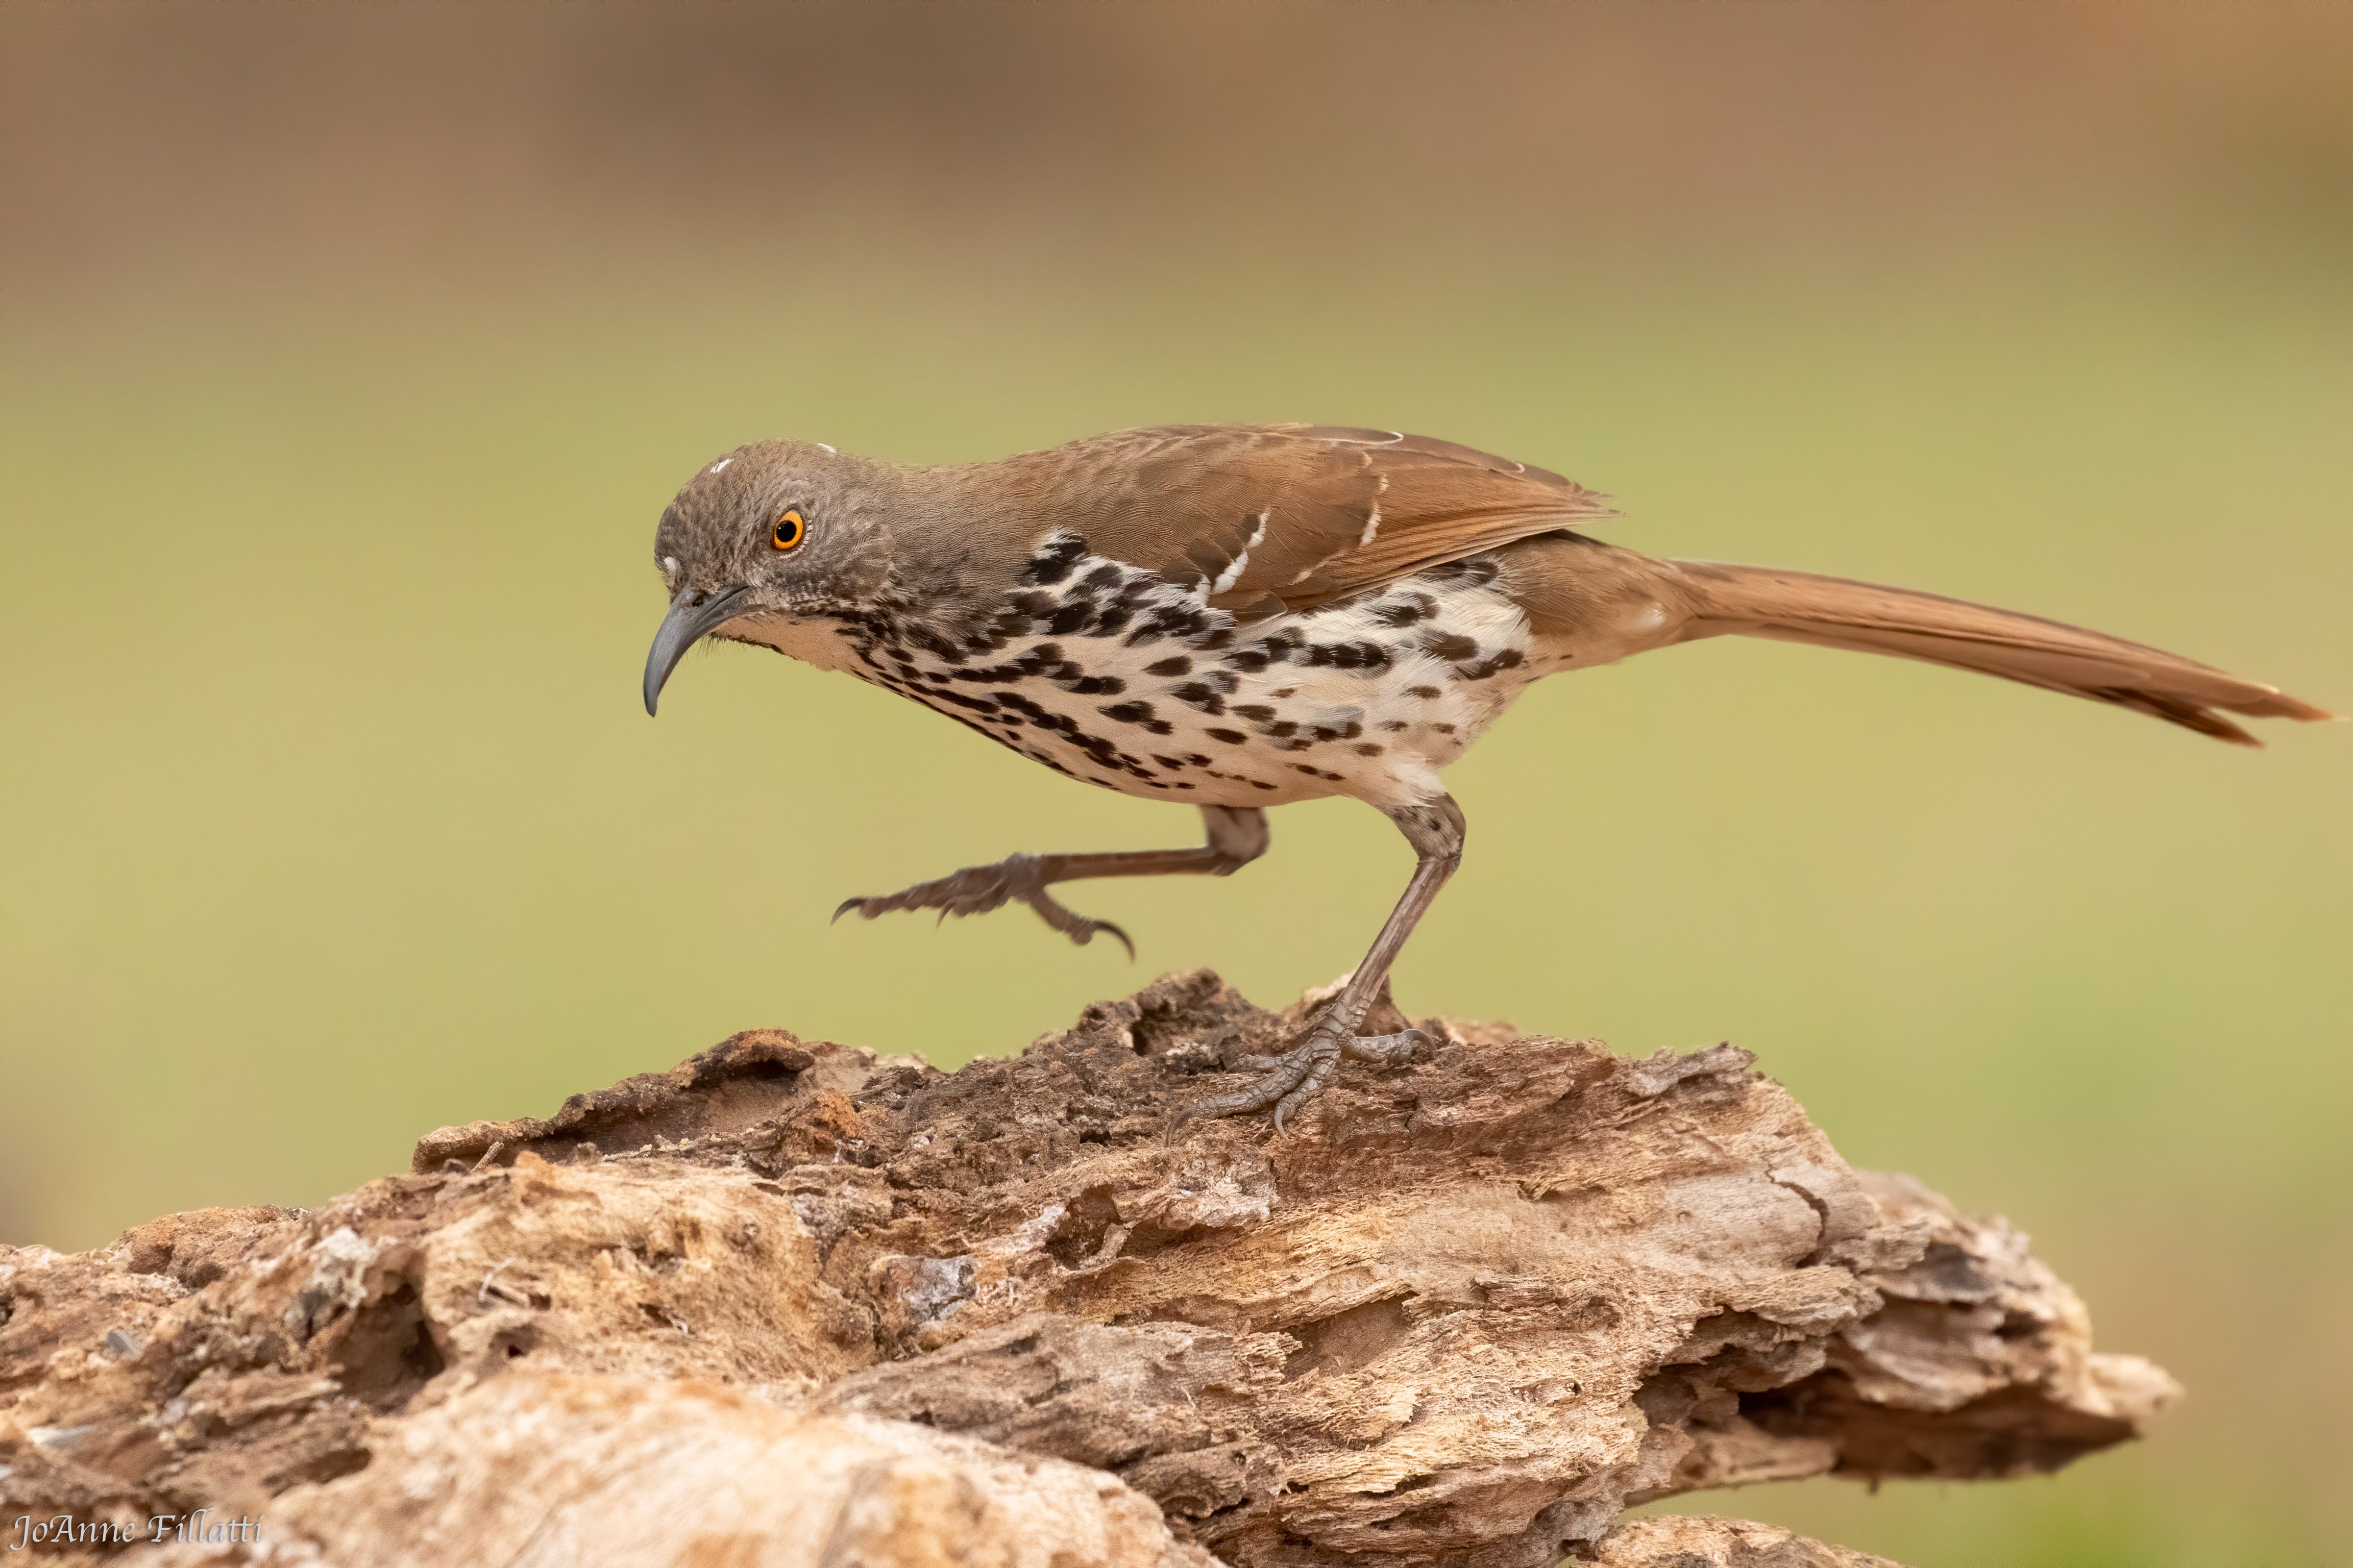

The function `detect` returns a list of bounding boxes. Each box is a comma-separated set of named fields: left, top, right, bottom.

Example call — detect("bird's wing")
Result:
left=1025, top=425, right=1616, bottom=619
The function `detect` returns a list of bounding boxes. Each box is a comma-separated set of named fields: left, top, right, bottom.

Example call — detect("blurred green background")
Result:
left=2, top=5, right=2347, bottom=1562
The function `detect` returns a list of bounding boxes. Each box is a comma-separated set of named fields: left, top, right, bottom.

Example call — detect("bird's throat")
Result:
left=721, top=611, right=871, bottom=676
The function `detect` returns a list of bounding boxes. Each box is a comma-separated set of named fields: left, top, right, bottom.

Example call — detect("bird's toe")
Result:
left=1183, top=1020, right=1428, bottom=1130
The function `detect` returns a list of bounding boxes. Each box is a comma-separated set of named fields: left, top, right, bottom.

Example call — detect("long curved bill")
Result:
left=643, top=585, right=756, bottom=715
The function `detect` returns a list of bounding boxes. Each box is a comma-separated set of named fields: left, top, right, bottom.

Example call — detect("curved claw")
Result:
left=1176, top=1045, right=1316, bottom=1127
left=1041, top=908, right=1134, bottom=959
left=831, top=892, right=936, bottom=924
left=1269, top=1054, right=1331, bottom=1133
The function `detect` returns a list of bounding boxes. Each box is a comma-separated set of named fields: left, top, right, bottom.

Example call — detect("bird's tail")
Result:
left=1666, top=558, right=2333, bottom=746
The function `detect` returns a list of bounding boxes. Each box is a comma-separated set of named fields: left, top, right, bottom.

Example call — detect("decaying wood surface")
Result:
left=0, top=970, right=2176, bottom=1566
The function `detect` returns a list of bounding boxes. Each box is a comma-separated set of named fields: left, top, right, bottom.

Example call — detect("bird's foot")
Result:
left=1183, top=1018, right=1430, bottom=1133
left=832, top=854, right=1133, bottom=956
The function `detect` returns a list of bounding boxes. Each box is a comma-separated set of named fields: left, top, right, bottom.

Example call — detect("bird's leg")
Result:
left=833, top=806, right=1269, bottom=957
left=1186, top=794, right=1465, bottom=1131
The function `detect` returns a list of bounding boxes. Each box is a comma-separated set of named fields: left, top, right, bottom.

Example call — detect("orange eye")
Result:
left=772, top=509, right=806, bottom=551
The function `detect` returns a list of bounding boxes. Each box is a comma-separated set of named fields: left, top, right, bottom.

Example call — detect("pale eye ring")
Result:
left=772, top=509, right=807, bottom=551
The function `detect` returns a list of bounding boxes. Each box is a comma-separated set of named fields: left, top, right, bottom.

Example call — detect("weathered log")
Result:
left=1590, top=1515, right=1903, bottom=1567
left=0, top=971, right=2175, bottom=1566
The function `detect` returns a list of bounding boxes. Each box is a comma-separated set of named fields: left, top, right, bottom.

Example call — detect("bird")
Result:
left=641, top=424, right=2331, bottom=1127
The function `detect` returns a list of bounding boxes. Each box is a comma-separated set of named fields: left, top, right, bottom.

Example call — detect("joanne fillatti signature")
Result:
left=7, top=1510, right=263, bottom=1551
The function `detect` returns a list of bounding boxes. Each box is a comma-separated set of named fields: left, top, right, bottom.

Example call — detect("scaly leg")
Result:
left=833, top=805, right=1270, bottom=957
left=1185, top=794, right=1465, bottom=1131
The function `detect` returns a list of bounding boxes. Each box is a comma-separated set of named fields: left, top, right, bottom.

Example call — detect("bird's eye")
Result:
left=772, top=509, right=806, bottom=552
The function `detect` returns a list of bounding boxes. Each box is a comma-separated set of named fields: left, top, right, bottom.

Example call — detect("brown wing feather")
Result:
left=1009, top=425, right=1614, bottom=619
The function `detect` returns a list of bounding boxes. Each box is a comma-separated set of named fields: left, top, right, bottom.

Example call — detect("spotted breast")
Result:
left=756, top=532, right=1602, bottom=811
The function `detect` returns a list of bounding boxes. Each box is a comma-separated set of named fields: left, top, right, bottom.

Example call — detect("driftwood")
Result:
left=0, top=970, right=2176, bottom=1566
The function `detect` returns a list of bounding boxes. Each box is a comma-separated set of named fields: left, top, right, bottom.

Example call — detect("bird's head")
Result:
left=642, top=440, right=900, bottom=715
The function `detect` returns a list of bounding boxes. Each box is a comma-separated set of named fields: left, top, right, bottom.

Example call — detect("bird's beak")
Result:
left=644, top=585, right=757, bottom=715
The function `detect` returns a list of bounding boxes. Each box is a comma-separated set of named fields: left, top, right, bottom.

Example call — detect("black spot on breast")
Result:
left=1048, top=602, right=1094, bottom=636
left=1408, top=685, right=1442, bottom=700
left=1379, top=720, right=1409, bottom=732
left=1145, top=656, right=1192, bottom=677
left=1207, top=729, right=1247, bottom=745
left=1354, top=743, right=1383, bottom=756
left=1083, top=562, right=1124, bottom=589
left=1225, top=650, right=1271, bottom=673
left=912, top=629, right=968, bottom=664
left=1459, top=648, right=1527, bottom=680
left=1173, top=683, right=1225, bottom=715
left=1100, top=701, right=1156, bottom=725
left=1433, top=722, right=1457, bottom=734
left=1129, top=606, right=1209, bottom=645
left=1424, top=631, right=1479, bottom=662
left=1019, top=535, right=1087, bottom=585
left=1374, top=602, right=1426, bottom=627
left=1231, top=705, right=1276, bottom=722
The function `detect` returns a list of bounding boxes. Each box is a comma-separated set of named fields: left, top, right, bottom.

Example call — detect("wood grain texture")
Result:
left=0, top=973, right=2176, bottom=1567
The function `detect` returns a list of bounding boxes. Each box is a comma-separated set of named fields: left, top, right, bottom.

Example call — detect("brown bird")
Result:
left=642, top=425, right=2330, bottom=1126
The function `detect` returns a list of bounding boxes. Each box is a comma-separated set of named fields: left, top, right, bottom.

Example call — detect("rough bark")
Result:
left=1590, top=1515, right=1903, bottom=1567
left=0, top=970, right=2175, bottom=1566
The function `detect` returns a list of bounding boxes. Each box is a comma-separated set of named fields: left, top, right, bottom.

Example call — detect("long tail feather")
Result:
left=1668, top=558, right=2334, bottom=746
